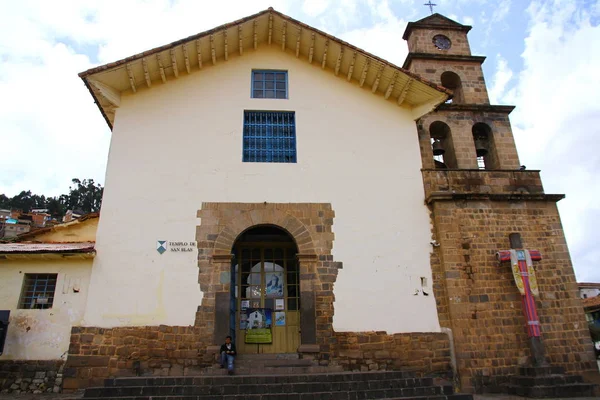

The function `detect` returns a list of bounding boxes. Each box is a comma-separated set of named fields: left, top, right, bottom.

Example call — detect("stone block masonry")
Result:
left=334, top=332, right=452, bottom=377
left=63, top=326, right=210, bottom=391
left=0, top=360, right=64, bottom=394
left=428, top=196, right=597, bottom=392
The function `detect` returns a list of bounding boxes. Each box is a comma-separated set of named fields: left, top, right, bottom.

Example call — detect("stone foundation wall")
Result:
left=63, top=326, right=210, bottom=391
left=334, top=332, right=452, bottom=377
left=0, top=360, right=64, bottom=394
left=429, top=199, right=597, bottom=392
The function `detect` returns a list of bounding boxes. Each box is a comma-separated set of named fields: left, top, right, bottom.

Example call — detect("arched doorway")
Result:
left=232, top=225, right=301, bottom=354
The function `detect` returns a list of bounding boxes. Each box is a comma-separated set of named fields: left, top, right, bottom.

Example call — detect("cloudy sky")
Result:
left=1, top=0, right=599, bottom=281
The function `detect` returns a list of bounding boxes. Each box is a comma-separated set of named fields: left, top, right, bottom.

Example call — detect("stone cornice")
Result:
left=425, top=193, right=565, bottom=205
left=421, top=168, right=540, bottom=173
left=403, top=20, right=472, bottom=41
left=403, top=53, right=486, bottom=69
left=435, top=104, right=516, bottom=114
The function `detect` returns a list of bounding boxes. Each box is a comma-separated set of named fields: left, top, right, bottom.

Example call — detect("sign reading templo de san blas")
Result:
left=156, top=241, right=197, bottom=254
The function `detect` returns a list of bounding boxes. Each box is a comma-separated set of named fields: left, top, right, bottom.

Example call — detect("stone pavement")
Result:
left=0, top=393, right=598, bottom=400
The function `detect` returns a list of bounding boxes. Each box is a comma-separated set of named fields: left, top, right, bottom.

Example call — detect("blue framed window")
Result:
left=252, top=70, right=288, bottom=99
left=18, top=273, right=57, bottom=309
left=243, top=111, right=296, bottom=163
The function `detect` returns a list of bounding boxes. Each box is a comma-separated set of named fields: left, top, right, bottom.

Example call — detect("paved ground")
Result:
left=0, top=393, right=598, bottom=399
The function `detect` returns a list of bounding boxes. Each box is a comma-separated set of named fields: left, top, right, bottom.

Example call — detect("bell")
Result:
left=432, top=140, right=445, bottom=156
left=474, top=138, right=488, bottom=157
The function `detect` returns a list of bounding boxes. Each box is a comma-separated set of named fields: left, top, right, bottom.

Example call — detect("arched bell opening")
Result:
left=441, top=71, right=464, bottom=104
left=231, top=225, right=301, bottom=354
left=430, top=121, right=457, bottom=169
left=472, top=123, right=498, bottom=170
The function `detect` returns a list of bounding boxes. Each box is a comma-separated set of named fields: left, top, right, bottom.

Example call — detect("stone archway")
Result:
left=194, top=203, right=342, bottom=359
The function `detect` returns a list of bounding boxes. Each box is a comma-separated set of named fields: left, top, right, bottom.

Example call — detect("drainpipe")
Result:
left=441, top=327, right=459, bottom=391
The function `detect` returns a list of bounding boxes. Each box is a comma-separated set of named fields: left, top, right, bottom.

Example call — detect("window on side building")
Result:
left=252, top=70, right=288, bottom=99
left=243, top=111, right=296, bottom=163
left=18, top=273, right=58, bottom=309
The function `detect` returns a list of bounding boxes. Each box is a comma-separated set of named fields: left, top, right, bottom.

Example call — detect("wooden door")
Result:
left=234, top=244, right=300, bottom=354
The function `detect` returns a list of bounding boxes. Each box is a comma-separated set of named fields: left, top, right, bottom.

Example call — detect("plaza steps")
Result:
left=501, top=366, right=597, bottom=398
left=77, top=370, right=473, bottom=400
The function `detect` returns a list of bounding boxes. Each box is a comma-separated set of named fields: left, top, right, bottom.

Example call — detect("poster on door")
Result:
left=265, top=271, right=284, bottom=297
left=244, top=308, right=273, bottom=344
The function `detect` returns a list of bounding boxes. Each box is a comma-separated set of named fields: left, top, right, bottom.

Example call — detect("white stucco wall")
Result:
left=86, top=47, right=440, bottom=333
left=0, top=259, right=92, bottom=360
left=581, top=288, right=600, bottom=299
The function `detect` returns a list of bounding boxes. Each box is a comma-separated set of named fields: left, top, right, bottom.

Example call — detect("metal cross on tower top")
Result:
left=424, top=1, right=437, bottom=14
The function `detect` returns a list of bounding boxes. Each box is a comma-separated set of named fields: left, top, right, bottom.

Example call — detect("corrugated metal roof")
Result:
left=0, top=242, right=95, bottom=254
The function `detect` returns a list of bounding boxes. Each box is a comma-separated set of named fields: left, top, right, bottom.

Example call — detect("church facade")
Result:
left=60, top=9, right=595, bottom=393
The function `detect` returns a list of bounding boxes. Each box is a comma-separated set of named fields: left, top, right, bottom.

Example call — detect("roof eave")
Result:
left=81, top=8, right=451, bottom=129
left=0, top=251, right=96, bottom=260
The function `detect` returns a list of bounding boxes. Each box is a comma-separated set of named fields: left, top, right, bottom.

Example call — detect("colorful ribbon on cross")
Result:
left=497, top=249, right=542, bottom=337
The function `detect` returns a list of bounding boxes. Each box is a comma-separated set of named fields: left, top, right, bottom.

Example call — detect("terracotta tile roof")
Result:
left=16, top=212, right=99, bottom=241
left=578, top=282, right=600, bottom=288
left=0, top=242, right=95, bottom=254
left=583, top=296, right=600, bottom=310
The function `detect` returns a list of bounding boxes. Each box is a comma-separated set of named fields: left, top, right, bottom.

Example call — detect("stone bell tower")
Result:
left=403, top=13, right=519, bottom=170
left=403, top=14, right=597, bottom=394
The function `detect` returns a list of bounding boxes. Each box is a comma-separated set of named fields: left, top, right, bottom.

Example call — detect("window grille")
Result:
left=243, top=111, right=296, bottom=163
left=18, top=274, right=57, bottom=309
left=252, top=70, right=288, bottom=99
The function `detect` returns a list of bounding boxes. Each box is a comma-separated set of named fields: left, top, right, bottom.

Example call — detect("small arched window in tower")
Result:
left=441, top=71, right=464, bottom=104
left=472, top=123, right=497, bottom=170
left=429, top=121, right=457, bottom=169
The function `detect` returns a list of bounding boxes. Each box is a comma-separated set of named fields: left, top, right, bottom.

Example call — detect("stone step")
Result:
left=518, top=365, right=566, bottom=376
left=510, top=373, right=584, bottom=387
left=86, top=378, right=440, bottom=397
left=79, top=386, right=456, bottom=399
left=236, top=353, right=300, bottom=360
left=504, top=382, right=596, bottom=398
left=202, top=365, right=345, bottom=375
left=103, top=371, right=420, bottom=387
left=77, top=396, right=467, bottom=400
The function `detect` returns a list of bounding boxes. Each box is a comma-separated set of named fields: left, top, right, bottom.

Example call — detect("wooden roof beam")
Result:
left=142, top=58, right=151, bottom=88
left=182, top=45, right=191, bottom=74
left=210, top=35, right=216, bottom=65
left=397, top=78, right=414, bottom=105
left=239, top=25, right=243, bottom=56
left=224, top=31, right=228, bottom=61
left=170, top=48, right=179, bottom=78
left=282, top=21, right=287, bottom=51
left=296, top=28, right=301, bottom=57
left=334, top=47, right=344, bottom=76
left=321, top=40, right=329, bottom=69
left=384, top=72, right=398, bottom=100
left=359, top=59, right=370, bottom=87
left=371, top=64, right=383, bottom=93
left=268, top=13, right=273, bottom=45
left=157, top=54, right=166, bottom=83
left=126, top=64, right=136, bottom=93
left=253, top=20, right=258, bottom=50
left=88, top=78, right=121, bottom=107
left=308, top=33, right=315, bottom=63
left=347, top=51, right=356, bottom=81
left=196, top=39, right=203, bottom=69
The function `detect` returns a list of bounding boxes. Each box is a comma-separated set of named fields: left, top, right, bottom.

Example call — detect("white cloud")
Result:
left=302, top=0, right=330, bottom=17
left=338, top=0, right=412, bottom=66
left=462, top=16, right=475, bottom=25
left=488, top=54, right=513, bottom=104
left=505, top=0, right=600, bottom=281
left=0, top=0, right=291, bottom=197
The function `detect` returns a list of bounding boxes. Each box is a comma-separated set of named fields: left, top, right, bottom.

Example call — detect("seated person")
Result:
left=219, top=335, right=237, bottom=374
